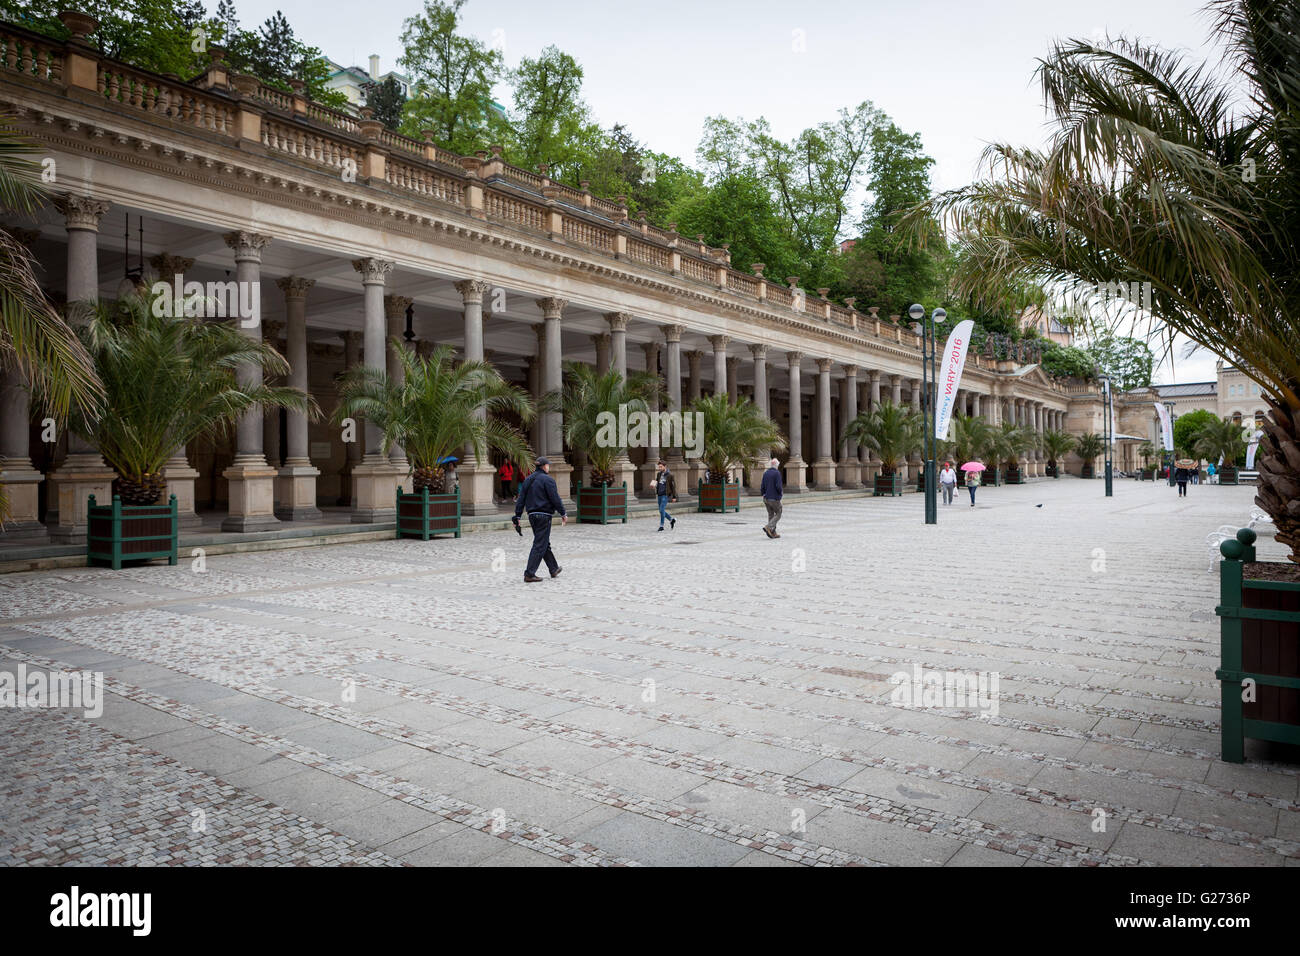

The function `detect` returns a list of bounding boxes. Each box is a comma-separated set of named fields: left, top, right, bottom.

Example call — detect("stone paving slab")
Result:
left=1, top=479, right=1298, bottom=866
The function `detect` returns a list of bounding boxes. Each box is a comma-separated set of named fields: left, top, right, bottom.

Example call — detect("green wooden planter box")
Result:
left=576, top=482, right=628, bottom=524
left=981, top=467, right=1000, bottom=486
left=87, top=494, right=178, bottom=569
left=1004, top=466, right=1024, bottom=485
left=396, top=486, right=461, bottom=539
left=1045, top=463, right=1058, bottom=478
left=1215, top=528, right=1300, bottom=761
left=1219, top=466, right=1240, bottom=485
left=873, top=473, right=903, bottom=497
left=697, top=479, right=740, bottom=513
left=914, top=469, right=926, bottom=493
left=1081, top=465, right=1095, bottom=479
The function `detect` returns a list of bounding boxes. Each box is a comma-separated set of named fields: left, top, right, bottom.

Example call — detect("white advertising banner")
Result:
left=1154, top=402, right=1174, bottom=450
left=935, top=320, right=975, bottom=440
left=1246, top=428, right=1264, bottom=469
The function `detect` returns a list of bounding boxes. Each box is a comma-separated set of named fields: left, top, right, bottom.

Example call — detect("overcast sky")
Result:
left=230, top=0, right=1227, bottom=383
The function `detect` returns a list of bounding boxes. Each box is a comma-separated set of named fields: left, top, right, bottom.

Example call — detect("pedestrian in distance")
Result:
left=513, top=456, right=567, bottom=582
left=1175, top=464, right=1190, bottom=497
left=654, top=459, right=677, bottom=532
left=966, top=467, right=980, bottom=506
left=1208, top=462, right=1217, bottom=484
left=498, top=459, right=516, bottom=500
left=760, top=457, right=783, bottom=538
left=939, top=460, right=958, bottom=506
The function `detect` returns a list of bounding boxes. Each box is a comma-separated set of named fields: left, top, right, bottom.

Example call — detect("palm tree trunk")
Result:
left=1257, top=395, right=1300, bottom=564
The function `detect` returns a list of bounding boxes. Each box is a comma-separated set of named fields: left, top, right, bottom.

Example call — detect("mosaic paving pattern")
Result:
left=2, top=479, right=1298, bottom=866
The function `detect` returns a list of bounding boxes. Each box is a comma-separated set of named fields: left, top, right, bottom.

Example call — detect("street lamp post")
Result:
left=1099, top=374, right=1113, bottom=497
left=909, top=303, right=947, bottom=525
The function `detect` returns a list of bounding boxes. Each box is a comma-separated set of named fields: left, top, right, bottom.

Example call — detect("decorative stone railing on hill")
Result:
left=0, top=12, right=1072, bottom=394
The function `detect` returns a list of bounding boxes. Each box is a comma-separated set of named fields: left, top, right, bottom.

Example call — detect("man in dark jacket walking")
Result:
left=760, top=457, right=783, bottom=538
left=513, top=457, right=567, bottom=582
left=653, top=459, right=677, bottom=532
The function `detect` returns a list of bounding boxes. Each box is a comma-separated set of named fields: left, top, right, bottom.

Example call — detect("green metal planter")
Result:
left=396, top=486, right=461, bottom=539
left=87, top=494, right=178, bottom=569
left=873, top=472, right=903, bottom=497
left=697, top=479, right=740, bottom=513
left=1004, top=466, right=1024, bottom=485
left=1219, top=466, right=1240, bottom=485
left=1215, top=527, right=1300, bottom=762
left=576, top=482, right=628, bottom=524
left=981, top=467, right=1001, bottom=486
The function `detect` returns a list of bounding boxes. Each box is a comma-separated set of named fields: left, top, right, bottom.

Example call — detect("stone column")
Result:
left=348, top=257, right=400, bottom=522
left=275, top=277, right=321, bottom=519
left=785, top=352, right=807, bottom=492
left=147, top=252, right=203, bottom=529
left=383, top=293, right=413, bottom=476
left=46, top=195, right=115, bottom=543
left=746, top=343, right=769, bottom=494
left=727, top=356, right=740, bottom=405
left=839, top=365, right=861, bottom=488
left=591, top=333, right=610, bottom=375
left=636, top=340, right=662, bottom=497
left=890, top=375, right=902, bottom=406
left=338, top=330, right=363, bottom=504
left=530, top=325, right=545, bottom=454
left=605, top=312, right=629, bottom=380
left=454, top=280, right=498, bottom=514
left=812, top=358, right=837, bottom=488
left=0, top=365, right=45, bottom=539
left=536, top=297, right=573, bottom=497
left=217, top=231, right=279, bottom=532
left=262, top=319, right=284, bottom=470
left=709, top=335, right=730, bottom=399
left=687, top=349, right=703, bottom=403
left=663, top=326, right=686, bottom=473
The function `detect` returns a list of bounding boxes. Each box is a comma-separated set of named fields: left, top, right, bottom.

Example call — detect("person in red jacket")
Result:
left=498, top=459, right=516, bottom=499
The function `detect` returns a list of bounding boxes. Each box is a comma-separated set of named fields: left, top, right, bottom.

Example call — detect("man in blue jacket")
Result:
left=760, top=457, right=783, bottom=539
left=513, top=457, right=567, bottom=582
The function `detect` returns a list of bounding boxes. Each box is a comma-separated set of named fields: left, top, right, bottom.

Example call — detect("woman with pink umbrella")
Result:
left=962, top=461, right=986, bottom=506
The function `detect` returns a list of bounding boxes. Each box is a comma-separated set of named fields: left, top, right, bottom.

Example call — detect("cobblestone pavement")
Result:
left=2, top=478, right=1298, bottom=867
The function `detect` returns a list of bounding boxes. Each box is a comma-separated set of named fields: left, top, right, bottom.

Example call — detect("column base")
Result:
left=812, top=458, right=837, bottom=488
left=459, top=461, right=498, bottom=516
left=548, top=460, right=574, bottom=500
left=350, top=457, right=401, bottom=523
left=275, top=462, right=322, bottom=521
left=784, top=457, right=808, bottom=493
left=636, top=461, right=661, bottom=498
left=837, top=461, right=863, bottom=489
left=222, top=458, right=279, bottom=533
left=47, top=456, right=116, bottom=545
left=685, top=458, right=708, bottom=491
left=613, top=457, right=637, bottom=496
left=0, top=462, right=47, bottom=540
left=162, top=457, right=203, bottom=529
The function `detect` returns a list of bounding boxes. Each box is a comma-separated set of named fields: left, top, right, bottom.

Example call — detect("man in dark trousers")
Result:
left=514, top=456, right=567, bottom=582
left=760, top=457, right=783, bottom=539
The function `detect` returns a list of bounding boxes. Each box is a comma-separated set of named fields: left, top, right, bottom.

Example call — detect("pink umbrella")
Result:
left=960, top=461, right=986, bottom=472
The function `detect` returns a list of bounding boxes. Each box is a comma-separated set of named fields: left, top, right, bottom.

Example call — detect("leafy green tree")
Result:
left=398, top=0, right=505, bottom=153
left=1039, top=341, right=1097, bottom=380
left=1087, top=334, right=1153, bottom=390
left=507, top=45, right=597, bottom=180
left=1173, top=408, right=1218, bottom=456
left=364, top=76, right=406, bottom=130
left=668, top=173, right=800, bottom=280
left=220, top=6, right=347, bottom=108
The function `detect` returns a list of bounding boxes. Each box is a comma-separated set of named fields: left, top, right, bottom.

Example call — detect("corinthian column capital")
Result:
left=535, top=296, right=567, bottom=318
left=454, top=279, right=492, bottom=303
left=276, top=275, right=316, bottom=299
left=351, top=257, right=393, bottom=284
left=383, top=293, right=413, bottom=318
left=223, top=230, right=273, bottom=262
left=54, top=193, right=111, bottom=231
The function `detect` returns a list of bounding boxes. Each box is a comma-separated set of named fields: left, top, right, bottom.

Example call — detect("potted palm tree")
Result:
left=334, top=341, right=534, bottom=539
left=1042, top=429, right=1076, bottom=479
left=1136, top=440, right=1156, bottom=480
left=995, top=422, right=1035, bottom=483
left=555, top=362, right=658, bottom=524
left=65, top=296, right=313, bottom=567
left=690, top=393, right=786, bottom=513
left=844, top=400, right=921, bottom=496
left=1191, top=417, right=1247, bottom=486
left=1075, top=432, right=1104, bottom=479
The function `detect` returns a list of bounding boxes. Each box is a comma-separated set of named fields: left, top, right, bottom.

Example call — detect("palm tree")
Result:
left=1075, top=433, right=1105, bottom=478
left=843, top=400, right=922, bottom=476
left=553, top=362, right=659, bottom=486
left=64, top=296, right=315, bottom=505
left=1042, top=429, right=1077, bottom=475
left=1137, top=440, right=1156, bottom=473
left=0, top=121, right=102, bottom=520
left=991, top=421, right=1035, bottom=472
left=903, top=0, right=1300, bottom=559
left=948, top=414, right=991, bottom=470
left=690, top=393, right=786, bottom=482
left=334, top=341, right=534, bottom=493
left=1191, top=416, right=1247, bottom=477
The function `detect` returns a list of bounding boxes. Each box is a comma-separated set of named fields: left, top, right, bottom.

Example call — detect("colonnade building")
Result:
left=0, top=15, right=1102, bottom=545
